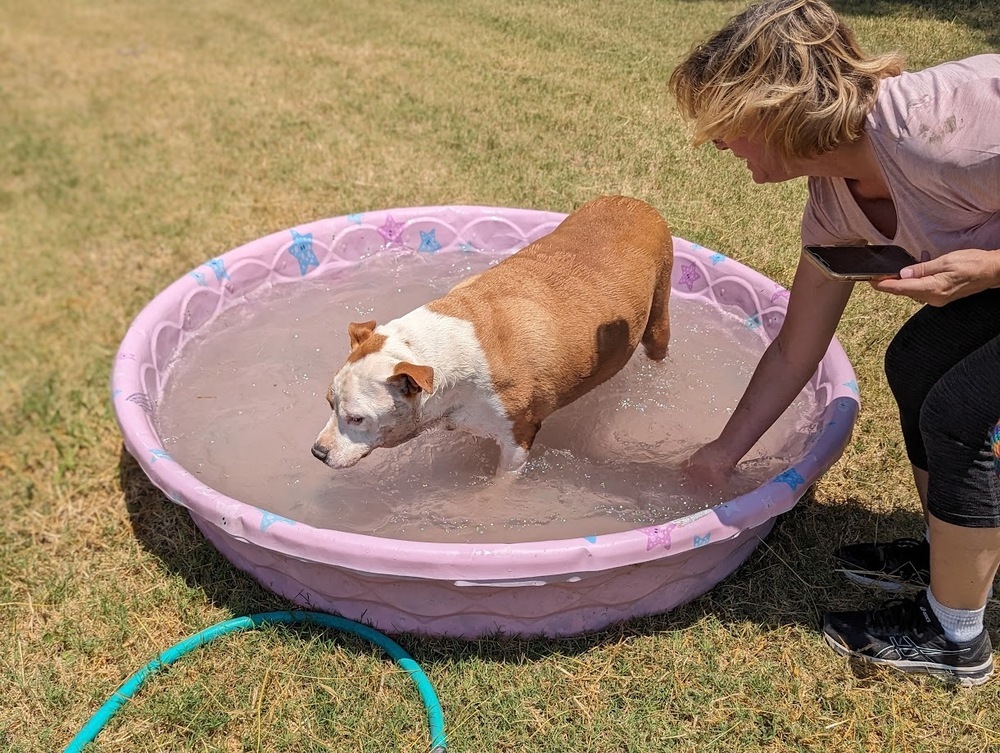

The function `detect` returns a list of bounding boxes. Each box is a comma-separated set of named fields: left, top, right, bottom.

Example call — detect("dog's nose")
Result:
left=311, top=444, right=329, bottom=462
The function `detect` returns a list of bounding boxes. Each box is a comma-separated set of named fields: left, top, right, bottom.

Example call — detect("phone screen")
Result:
left=804, top=244, right=915, bottom=278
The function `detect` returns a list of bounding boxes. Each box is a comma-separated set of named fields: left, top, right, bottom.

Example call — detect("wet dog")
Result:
left=311, top=195, right=673, bottom=474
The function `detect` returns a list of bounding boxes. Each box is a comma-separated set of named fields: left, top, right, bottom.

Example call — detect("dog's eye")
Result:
left=344, top=414, right=365, bottom=426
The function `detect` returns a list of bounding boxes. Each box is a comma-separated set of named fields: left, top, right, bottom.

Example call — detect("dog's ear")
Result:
left=390, top=362, right=434, bottom=397
left=348, top=320, right=377, bottom=349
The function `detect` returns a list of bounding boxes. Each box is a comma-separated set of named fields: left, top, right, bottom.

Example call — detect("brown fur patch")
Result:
left=392, top=362, right=435, bottom=393
left=426, top=194, right=673, bottom=439
left=347, top=332, right=387, bottom=362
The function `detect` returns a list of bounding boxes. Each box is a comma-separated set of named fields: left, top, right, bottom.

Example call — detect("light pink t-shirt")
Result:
left=801, top=54, right=1000, bottom=260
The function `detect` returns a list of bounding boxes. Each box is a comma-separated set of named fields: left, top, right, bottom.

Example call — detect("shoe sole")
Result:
left=836, top=568, right=995, bottom=598
left=835, top=567, right=927, bottom=593
left=823, top=632, right=995, bottom=688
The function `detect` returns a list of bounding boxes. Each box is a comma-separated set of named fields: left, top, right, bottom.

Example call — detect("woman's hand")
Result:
left=871, top=248, right=1000, bottom=306
left=682, top=440, right=738, bottom=491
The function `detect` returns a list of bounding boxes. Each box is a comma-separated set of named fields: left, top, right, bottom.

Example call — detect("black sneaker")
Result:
left=822, top=591, right=994, bottom=687
left=833, top=537, right=930, bottom=592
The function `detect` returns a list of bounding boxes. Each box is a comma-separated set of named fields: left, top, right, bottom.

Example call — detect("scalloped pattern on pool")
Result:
left=113, top=205, right=859, bottom=638
left=156, top=252, right=817, bottom=544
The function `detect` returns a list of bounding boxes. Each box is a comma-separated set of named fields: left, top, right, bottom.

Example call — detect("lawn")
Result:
left=1, top=1, right=998, bottom=751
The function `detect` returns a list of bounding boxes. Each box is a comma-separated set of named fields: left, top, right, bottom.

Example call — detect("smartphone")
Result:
left=803, top=244, right=915, bottom=281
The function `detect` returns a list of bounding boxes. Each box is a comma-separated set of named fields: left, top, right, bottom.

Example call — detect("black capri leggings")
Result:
left=884, top=288, right=1000, bottom=528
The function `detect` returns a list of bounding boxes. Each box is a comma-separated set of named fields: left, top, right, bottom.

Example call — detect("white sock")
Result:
left=927, top=587, right=985, bottom=643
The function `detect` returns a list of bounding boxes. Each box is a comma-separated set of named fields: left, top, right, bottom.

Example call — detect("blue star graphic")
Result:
left=694, top=533, right=711, bottom=547
left=774, top=468, right=806, bottom=490
left=583, top=535, right=597, bottom=543
left=205, top=258, right=229, bottom=281
left=843, top=380, right=859, bottom=395
left=418, top=229, right=442, bottom=253
left=710, top=252, right=727, bottom=265
left=745, top=313, right=761, bottom=330
left=150, top=448, right=172, bottom=463
left=189, top=271, right=207, bottom=286
left=260, top=511, right=297, bottom=531
left=288, top=229, right=319, bottom=276
left=347, top=213, right=363, bottom=224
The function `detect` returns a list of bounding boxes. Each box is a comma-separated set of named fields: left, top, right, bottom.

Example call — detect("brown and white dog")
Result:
left=311, top=195, right=674, bottom=474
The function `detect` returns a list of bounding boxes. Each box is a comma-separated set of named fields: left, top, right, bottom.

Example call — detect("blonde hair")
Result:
left=668, top=0, right=904, bottom=160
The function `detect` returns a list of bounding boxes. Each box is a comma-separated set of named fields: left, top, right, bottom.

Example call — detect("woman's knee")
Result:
left=920, top=384, right=1000, bottom=528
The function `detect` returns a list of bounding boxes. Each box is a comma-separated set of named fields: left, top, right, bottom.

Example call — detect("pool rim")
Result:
left=111, top=203, right=859, bottom=584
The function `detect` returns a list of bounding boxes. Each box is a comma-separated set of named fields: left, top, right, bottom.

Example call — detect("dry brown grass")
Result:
left=1, top=1, right=998, bottom=751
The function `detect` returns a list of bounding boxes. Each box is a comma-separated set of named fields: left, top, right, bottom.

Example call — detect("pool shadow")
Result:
left=121, top=445, right=990, bottom=668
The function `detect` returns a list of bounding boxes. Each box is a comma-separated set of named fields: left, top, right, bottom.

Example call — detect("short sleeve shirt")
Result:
left=801, top=54, right=1000, bottom=261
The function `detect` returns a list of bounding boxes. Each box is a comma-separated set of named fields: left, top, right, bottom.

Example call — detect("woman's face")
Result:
left=713, top=136, right=802, bottom=184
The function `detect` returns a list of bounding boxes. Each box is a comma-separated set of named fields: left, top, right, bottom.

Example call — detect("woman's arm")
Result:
left=684, top=252, right=855, bottom=488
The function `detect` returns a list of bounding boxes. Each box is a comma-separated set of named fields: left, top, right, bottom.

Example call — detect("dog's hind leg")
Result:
left=641, top=256, right=672, bottom=361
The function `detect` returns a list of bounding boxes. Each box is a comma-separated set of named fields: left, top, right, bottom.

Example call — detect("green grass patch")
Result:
left=2, top=1, right=998, bottom=751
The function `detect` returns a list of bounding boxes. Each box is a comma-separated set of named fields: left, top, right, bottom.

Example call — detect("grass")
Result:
left=1, top=0, right=998, bottom=750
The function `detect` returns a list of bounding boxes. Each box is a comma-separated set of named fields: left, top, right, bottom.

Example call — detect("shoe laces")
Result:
left=878, top=537, right=928, bottom=569
left=869, top=596, right=929, bottom=633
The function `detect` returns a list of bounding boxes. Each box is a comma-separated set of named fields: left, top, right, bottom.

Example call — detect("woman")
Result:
left=669, top=0, right=1000, bottom=686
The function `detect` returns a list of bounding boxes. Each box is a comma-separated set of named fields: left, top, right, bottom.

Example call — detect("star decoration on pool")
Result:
left=288, top=229, right=319, bottom=276
left=418, top=229, right=442, bottom=253
left=347, top=213, right=364, bottom=224
left=709, top=252, right=727, bottom=265
left=377, top=215, right=405, bottom=244
left=773, top=468, right=805, bottom=490
left=641, top=523, right=677, bottom=551
left=770, top=287, right=790, bottom=303
left=260, top=510, right=297, bottom=531
left=745, top=313, right=761, bottom=330
left=149, top=448, right=172, bottom=463
left=678, top=263, right=701, bottom=291
left=843, top=380, right=859, bottom=395
left=205, top=258, right=230, bottom=282
left=694, top=533, right=711, bottom=548
left=189, top=271, right=207, bottom=286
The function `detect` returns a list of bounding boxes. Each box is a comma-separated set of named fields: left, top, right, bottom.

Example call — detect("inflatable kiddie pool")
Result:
left=112, top=205, right=859, bottom=639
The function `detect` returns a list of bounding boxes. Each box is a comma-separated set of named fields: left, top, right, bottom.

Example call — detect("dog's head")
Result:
left=311, top=320, right=435, bottom=468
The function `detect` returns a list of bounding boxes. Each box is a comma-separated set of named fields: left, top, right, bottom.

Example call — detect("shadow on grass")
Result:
left=119, top=445, right=956, bottom=666
left=681, top=1, right=1000, bottom=50
left=831, top=0, right=1000, bottom=49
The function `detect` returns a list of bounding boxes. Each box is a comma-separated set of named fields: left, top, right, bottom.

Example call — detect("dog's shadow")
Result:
left=120, top=444, right=932, bottom=664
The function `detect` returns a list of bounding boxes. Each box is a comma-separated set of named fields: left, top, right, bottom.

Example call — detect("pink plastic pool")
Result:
left=112, top=205, right=859, bottom=638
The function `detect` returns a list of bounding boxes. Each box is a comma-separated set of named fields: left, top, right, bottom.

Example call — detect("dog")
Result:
left=311, top=195, right=674, bottom=475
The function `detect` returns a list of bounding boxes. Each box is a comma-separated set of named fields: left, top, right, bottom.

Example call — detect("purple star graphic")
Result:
left=641, top=523, right=677, bottom=551
left=377, top=215, right=405, bottom=244
left=770, top=287, right=790, bottom=303
left=678, top=263, right=701, bottom=291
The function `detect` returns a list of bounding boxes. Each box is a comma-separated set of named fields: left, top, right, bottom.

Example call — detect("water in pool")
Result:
left=157, top=248, right=818, bottom=543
